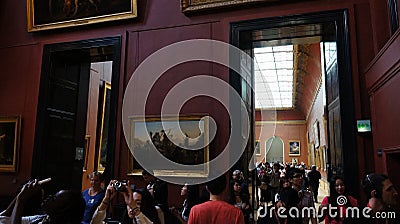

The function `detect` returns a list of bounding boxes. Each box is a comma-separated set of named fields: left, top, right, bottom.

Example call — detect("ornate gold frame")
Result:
left=181, top=0, right=277, bottom=13
left=288, top=140, right=300, bottom=156
left=97, top=82, right=111, bottom=172
left=128, top=114, right=209, bottom=177
left=27, top=0, right=137, bottom=32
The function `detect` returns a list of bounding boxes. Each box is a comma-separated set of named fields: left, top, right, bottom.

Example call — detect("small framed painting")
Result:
left=0, top=115, right=21, bottom=172
left=289, top=140, right=300, bottom=156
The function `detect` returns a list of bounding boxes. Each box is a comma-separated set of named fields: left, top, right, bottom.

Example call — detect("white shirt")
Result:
left=0, top=214, right=46, bottom=224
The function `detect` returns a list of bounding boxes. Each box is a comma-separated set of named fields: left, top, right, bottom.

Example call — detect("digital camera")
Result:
left=113, top=181, right=127, bottom=192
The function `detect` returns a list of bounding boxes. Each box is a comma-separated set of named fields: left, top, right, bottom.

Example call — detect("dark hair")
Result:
left=122, top=188, right=160, bottom=224
left=327, top=176, right=354, bottom=222
left=279, top=188, right=299, bottom=208
left=206, top=174, right=227, bottom=195
left=229, top=179, right=249, bottom=206
left=47, top=190, right=85, bottom=224
left=328, top=176, right=351, bottom=205
left=279, top=176, right=291, bottom=189
left=361, top=173, right=388, bottom=199
left=183, top=184, right=199, bottom=217
left=142, top=169, right=154, bottom=176
left=286, top=167, right=302, bottom=179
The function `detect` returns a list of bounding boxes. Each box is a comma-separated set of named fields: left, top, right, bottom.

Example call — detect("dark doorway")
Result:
left=32, top=37, right=121, bottom=194
left=230, top=9, right=358, bottom=210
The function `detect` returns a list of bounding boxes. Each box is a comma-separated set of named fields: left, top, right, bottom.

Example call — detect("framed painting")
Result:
left=0, top=115, right=21, bottom=172
left=97, top=82, right=111, bottom=172
left=181, top=0, right=278, bottom=13
left=128, top=115, right=209, bottom=177
left=313, top=120, right=320, bottom=149
left=255, top=140, right=261, bottom=155
left=27, top=0, right=137, bottom=32
left=289, top=140, right=300, bottom=156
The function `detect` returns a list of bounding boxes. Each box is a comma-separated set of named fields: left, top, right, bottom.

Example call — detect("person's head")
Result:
left=41, top=190, right=85, bottom=223
left=127, top=188, right=160, bottom=224
left=89, top=171, right=103, bottom=189
left=232, top=170, right=244, bottom=181
left=279, top=188, right=300, bottom=208
left=311, top=165, right=317, bottom=171
left=273, top=162, right=280, bottom=171
left=286, top=167, right=303, bottom=188
left=142, top=170, right=155, bottom=183
left=280, top=177, right=291, bottom=189
left=362, top=173, right=398, bottom=207
left=330, top=176, right=346, bottom=196
left=181, top=183, right=188, bottom=196
left=232, top=179, right=242, bottom=193
left=206, top=173, right=227, bottom=196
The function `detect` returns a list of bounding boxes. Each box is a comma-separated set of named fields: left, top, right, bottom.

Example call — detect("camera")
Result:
left=113, top=181, right=127, bottom=192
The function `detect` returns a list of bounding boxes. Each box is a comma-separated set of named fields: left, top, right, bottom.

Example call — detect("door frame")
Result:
left=32, top=36, right=122, bottom=192
left=230, top=9, right=358, bottom=195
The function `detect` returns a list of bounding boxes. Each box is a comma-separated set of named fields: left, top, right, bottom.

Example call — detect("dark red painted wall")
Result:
left=365, top=29, right=400, bottom=186
left=0, top=0, right=394, bottom=206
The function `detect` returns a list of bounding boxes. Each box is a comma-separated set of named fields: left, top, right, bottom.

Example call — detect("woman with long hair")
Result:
left=318, top=176, right=358, bottom=224
left=229, top=179, right=251, bottom=224
left=122, top=188, right=161, bottom=224
left=171, top=183, right=199, bottom=224
left=91, top=181, right=160, bottom=224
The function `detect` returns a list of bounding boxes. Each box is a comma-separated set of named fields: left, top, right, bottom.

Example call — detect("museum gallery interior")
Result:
left=0, top=0, right=399, bottom=216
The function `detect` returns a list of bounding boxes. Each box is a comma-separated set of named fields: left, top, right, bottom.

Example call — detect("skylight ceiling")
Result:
left=254, top=45, right=294, bottom=109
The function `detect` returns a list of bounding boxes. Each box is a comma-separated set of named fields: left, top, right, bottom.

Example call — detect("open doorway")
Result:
left=32, top=37, right=121, bottom=194
left=230, top=9, right=359, bottom=216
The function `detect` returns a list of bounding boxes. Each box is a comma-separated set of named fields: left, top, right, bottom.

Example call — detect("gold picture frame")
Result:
left=289, top=140, right=300, bottom=156
left=83, top=135, right=90, bottom=172
left=0, top=115, right=21, bottom=172
left=97, top=82, right=111, bottom=172
left=27, top=0, right=137, bottom=32
left=181, top=0, right=278, bottom=13
left=128, top=115, right=209, bottom=177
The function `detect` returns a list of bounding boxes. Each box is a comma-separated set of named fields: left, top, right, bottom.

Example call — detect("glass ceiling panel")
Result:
left=254, top=45, right=294, bottom=109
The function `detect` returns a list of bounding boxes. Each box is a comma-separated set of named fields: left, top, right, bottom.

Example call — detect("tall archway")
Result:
left=265, top=136, right=284, bottom=163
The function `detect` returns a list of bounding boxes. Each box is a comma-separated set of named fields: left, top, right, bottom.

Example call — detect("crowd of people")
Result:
left=0, top=166, right=398, bottom=224
left=255, top=161, right=399, bottom=224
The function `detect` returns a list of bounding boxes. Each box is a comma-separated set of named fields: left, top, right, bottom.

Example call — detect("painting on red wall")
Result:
left=0, top=115, right=21, bottom=172
left=128, top=115, right=209, bottom=177
left=27, top=0, right=137, bottom=32
left=289, top=140, right=300, bottom=156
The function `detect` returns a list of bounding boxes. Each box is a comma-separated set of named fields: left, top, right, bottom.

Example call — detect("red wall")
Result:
left=364, top=30, right=400, bottom=189
left=0, top=0, right=393, bottom=204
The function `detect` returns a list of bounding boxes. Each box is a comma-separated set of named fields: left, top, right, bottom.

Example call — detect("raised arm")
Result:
left=91, top=180, right=117, bottom=224
left=10, top=179, right=42, bottom=224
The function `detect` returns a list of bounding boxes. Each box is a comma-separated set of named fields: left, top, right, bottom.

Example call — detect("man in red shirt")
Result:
left=188, top=173, right=245, bottom=224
